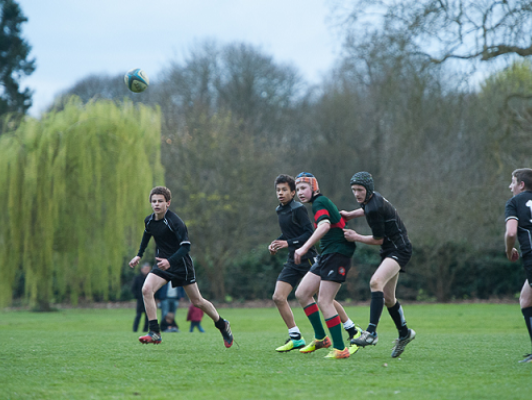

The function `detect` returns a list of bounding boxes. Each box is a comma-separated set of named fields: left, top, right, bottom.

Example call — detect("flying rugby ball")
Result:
left=124, top=68, right=149, bottom=93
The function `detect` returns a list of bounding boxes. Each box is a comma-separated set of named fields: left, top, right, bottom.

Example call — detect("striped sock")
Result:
left=304, top=303, right=326, bottom=340
left=326, top=314, right=345, bottom=350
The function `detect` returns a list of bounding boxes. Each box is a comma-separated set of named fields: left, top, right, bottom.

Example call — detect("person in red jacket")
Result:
left=187, top=303, right=205, bottom=333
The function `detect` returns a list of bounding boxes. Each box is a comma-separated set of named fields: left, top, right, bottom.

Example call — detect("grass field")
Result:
left=1, top=303, right=531, bottom=400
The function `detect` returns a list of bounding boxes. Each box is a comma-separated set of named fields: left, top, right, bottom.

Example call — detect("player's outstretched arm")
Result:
left=340, top=208, right=364, bottom=221
left=343, top=228, right=383, bottom=246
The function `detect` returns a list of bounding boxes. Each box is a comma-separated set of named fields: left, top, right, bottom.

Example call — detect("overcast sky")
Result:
left=20, top=0, right=344, bottom=116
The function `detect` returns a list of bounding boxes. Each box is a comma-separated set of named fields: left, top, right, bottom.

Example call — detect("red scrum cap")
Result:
left=295, top=172, right=319, bottom=193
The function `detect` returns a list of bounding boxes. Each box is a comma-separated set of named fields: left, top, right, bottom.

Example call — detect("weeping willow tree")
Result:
left=0, top=97, right=164, bottom=310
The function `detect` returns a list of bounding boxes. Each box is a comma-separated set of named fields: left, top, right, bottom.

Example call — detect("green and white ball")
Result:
left=124, top=68, right=149, bottom=93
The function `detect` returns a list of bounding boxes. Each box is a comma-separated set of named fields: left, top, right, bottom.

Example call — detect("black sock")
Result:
left=522, top=307, right=532, bottom=347
left=214, top=316, right=226, bottom=330
left=149, top=319, right=160, bottom=334
left=388, top=301, right=409, bottom=337
left=346, top=326, right=357, bottom=338
left=367, top=291, right=384, bottom=334
left=289, top=332, right=302, bottom=340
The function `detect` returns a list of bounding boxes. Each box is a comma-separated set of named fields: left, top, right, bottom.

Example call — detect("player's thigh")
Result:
left=273, top=280, right=293, bottom=300
left=295, top=272, right=321, bottom=299
left=142, top=273, right=167, bottom=295
left=520, top=280, right=532, bottom=308
left=317, top=280, right=342, bottom=304
left=370, top=257, right=401, bottom=290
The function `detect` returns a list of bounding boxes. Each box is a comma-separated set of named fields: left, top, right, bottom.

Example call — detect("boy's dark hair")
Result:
left=513, top=168, right=532, bottom=191
left=274, top=174, right=296, bottom=192
left=150, top=186, right=172, bottom=202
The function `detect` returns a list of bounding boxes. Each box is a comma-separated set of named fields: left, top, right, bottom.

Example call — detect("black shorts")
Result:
left=277, top=257, right=315, bottom=288
left=523, top=256, right=532, bottom=287
left=150, top=257, right=197, bottom=287
left=309, top=253, right=351, bottom=283
left=380, top=244, right=412, bottom=272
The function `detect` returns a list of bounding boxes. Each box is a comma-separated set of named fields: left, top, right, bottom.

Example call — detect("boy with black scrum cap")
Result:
left=342, top=172, right=415, bottom=358
left=129, top=186, right=233, bottom=348
left=270, top=174, right=361, bottom=352
left=293, top=172, right=358, bottom=359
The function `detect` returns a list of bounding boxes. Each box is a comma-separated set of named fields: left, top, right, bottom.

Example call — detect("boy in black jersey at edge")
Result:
left=269, top=174, right=362, bottom=352
left=129, top=186, right=233, bottom=347
left=342, top=172, right=415, bottom=358
left=505, top=168, right=532, bottom=363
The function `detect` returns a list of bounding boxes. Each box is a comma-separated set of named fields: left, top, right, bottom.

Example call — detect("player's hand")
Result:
left=294, top=248, right=307, bottom=265
left=343, top=228, right=357, bottom=242
left=129, top=256, right=141, bottom=268
left=268, top=242, right=277, bottom=255
left=271, top=240, right=288, bottom=251
left=508, top=248, right=520, bottom=262
left=156, top=257, right=170, bottom=270
left=339, top=210, right=350, bottom=219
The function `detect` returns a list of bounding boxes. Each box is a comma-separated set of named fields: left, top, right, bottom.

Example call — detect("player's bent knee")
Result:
left=294, top=287, right=307, bottom=302
left=191, top=298, right=204, bottom=309
left=272, top=292, right=287, bottom=304
left=141, top=285, right=153, bottom=297
left=369, top=278, right=383, bottom=292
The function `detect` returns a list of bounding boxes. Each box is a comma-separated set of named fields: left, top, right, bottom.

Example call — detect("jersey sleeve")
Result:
left=137, top=217, right=153, bottom=257
left=169, top=213, right=191, bottom=246
left=505, top=198, right=518, bottom=222
left=313, top=198, right=332, bottom=225
left=287, top=205, right=314, bottom=248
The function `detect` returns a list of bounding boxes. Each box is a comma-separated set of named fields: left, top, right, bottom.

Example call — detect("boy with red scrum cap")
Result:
left=269, top=174, right=362, bottom=353
left=293, top=172, right=357, bottom=359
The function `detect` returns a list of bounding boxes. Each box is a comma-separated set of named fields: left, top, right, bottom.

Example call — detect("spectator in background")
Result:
left=187, top=303, right=205, bottom=333
left=132, top=263, right=151, bottom=332
left=158, top=282, right=185, bottom=321
left=161, top=311, right=179, bottom=332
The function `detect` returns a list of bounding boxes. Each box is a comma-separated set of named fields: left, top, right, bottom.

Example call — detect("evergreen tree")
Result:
left=0, top=0, right=35, bottom=121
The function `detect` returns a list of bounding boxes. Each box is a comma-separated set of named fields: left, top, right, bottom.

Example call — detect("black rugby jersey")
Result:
left=361, top=192, right=410, bottom=253
left=276, top=199, right=317, bottom=259
left=505, top=190, right=532, bottom=258
left=137, top=210, right=192, bottom=268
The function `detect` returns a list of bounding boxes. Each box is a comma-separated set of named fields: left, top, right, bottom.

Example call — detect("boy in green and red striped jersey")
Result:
left=294, top=172, right=357, bottom=359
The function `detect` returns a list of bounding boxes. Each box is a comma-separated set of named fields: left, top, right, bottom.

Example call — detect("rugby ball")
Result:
left=124, top=68, right=149, bottom=93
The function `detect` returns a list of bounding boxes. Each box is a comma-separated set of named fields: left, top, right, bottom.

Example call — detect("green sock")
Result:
left=326, top=315, right=345, bottom=350
left=304, top=303, right=326, bottom=340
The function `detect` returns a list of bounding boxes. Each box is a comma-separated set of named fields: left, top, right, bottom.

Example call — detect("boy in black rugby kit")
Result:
left=505, top=168, right=532, bottom=363
left=129, top=186, right=233, bottom=347
left=342, top=172, right=415, bottom=358
left=269, top=175, right=361, bottom=352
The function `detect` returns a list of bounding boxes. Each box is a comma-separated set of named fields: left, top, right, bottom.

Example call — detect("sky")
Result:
left=20, top=0, right=344, bottom=117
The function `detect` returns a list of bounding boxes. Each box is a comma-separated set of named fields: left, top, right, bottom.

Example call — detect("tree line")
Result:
left=2, top=0, right=532, bottom=308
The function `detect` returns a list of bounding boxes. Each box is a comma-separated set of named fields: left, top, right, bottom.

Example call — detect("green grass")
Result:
left=1, top=303, right=531, bottom=400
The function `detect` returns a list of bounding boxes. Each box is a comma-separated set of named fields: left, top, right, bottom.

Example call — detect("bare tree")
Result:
left=332, top=0, right=532, bottom=64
